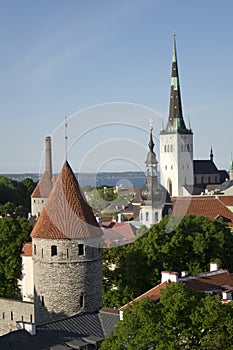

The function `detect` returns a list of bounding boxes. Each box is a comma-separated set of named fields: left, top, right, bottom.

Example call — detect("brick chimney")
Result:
left=45, top=136, right=52, bottom=179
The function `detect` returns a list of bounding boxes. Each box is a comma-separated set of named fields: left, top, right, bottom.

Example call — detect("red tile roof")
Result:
left=31, top=161, right=102, bottom=240
left=181, top=270, right=233, bottom=296
left=102, top=222, right=136, bottom=247
left=172, top=196, right=233, bottom=226
left=119, top=270, right=233, bottom=310
left=119, top=281, right=168, bottom=311
left=31, top=171, right=52, bottom=198
left=218, top=195, right=233, bottom=207
left=21, top=242, right=32, bottom=257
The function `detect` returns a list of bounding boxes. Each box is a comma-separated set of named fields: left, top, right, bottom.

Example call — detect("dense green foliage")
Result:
left=0, top=216, right=32, bottom=298
left=101, top=283, right=233, bottom=350
left=103, top=215, right=233, bottom=307
left=0, top=176, right=36, bottom=213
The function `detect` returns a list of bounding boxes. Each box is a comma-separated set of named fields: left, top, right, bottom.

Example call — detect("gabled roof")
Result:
left=218, top=195, right=233, bottom=207
left=180, top=269, right=233, bottom=296
left=31, top=171, right=52, bottom=198
left=119, top=269, right=233, bottom=313
left=193, top=160, right=219, bottom=174
left=31, top=161, right=102, bottom=239
left=172, top=196, right=233, bottom=226
left=119, top=281, right=168, bottom=311
left=102, top=222, right=136, bottom=247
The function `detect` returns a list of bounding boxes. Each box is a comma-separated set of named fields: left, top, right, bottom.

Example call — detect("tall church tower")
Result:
left=31, top=161, right=103, bottom=325
left=160, top=35, right=193, bottom=196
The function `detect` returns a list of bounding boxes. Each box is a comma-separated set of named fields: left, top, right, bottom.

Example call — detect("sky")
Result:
left=0, top=0, right=233, bottom=175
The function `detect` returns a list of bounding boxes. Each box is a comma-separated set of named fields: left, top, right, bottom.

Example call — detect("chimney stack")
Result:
left=210, top=262, right=219, bottom=272
left=161, top=271, right=178, bottom=283
left=45, top=136, right=52, bottom=179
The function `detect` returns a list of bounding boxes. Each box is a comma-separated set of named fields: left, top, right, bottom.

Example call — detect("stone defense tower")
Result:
left=160, top=35, right=193, bottom=196
left=31, top=161, right=102, bottom=325
left=140, top=126, right=172, bottom=228
left=31, top=136, right=53, bottom=216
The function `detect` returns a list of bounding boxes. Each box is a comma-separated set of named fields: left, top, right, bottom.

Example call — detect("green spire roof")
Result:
left=162, top=35, right=192, bottom=135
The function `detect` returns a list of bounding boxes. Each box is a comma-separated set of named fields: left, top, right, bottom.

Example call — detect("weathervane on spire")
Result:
left=149, top=115, right=153, bottom=131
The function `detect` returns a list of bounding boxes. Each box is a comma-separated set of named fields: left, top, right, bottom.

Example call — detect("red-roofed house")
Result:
left=172, top=196, right=233, bottom=226
left=102, top=222, right=136, bottom=247
left=119, top=263, right=233, bottom=319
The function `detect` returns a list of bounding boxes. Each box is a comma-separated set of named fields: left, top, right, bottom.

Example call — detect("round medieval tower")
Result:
left=31, top=161, right=103, bottom=325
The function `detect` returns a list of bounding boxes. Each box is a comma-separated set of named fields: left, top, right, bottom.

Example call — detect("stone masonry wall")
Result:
left=33, top=238, right=102, bottom=325
left=0, top=298, right=34, bottom=336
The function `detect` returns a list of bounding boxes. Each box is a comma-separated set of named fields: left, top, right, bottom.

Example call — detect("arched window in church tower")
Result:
left=146, top=212, right=149, bottom=221
left=187, top=144, right=190, bottom=152
left=167, top=178, right=172, bottom=196
left=164, top=145, right=166, bottom=152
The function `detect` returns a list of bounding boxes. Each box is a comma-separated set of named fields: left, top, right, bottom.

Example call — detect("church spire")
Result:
left=210, top=146, right=214, bottom=162
left=145, top=125, right=158, bottom=176
left=148, top=125, right=155, bottom=152
left=166, top=34, right=189, bottom=133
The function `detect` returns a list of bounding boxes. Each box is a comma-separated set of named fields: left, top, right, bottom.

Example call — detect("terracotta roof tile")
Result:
left=218, top=196, right=233, bottom=207
left=31, top=171, right=52, bottom=198
left=182, top=271, right=233, bottom=295
left=31, top=161, right=102, bottom=240
left=102, top=222, right=136, bottom=247
left=21, top=242, right=32, bottom=257
left=172, top=196, right=233, bottom=226
left=119, top=281, right=168, bottom=310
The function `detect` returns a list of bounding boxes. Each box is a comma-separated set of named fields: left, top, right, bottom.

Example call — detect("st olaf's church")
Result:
left=159, top=35, right=228, bottom=197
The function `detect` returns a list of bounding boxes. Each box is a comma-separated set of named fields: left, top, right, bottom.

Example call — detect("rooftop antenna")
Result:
left=65, top=116, right=68, bottom=161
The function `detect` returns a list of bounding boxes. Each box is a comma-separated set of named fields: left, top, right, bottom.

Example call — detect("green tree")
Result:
left=0, top=176, right=36, bottom=211
left=103, top=215, right=233, bottom=307
left=0, top=216, right=32, bottom=298
left=101, top=283, right=233, bottom=350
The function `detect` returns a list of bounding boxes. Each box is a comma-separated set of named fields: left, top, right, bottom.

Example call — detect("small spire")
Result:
left=148, top=119, right=154, bottom=152
left=210, top=146, right=214, bottom=162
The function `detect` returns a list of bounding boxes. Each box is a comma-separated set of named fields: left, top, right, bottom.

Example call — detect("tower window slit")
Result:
left=78, top=244, right=84, bottom=256
left=51, top=245, right=57, bottom=256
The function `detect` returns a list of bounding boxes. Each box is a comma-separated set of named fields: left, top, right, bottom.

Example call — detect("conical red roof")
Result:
left=31, top=161, right=102, bottom=239
left=31, top=171, right=52, bottom=198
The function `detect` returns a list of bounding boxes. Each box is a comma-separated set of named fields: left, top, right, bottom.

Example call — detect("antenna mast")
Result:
left=65, top=116, right=68, bottom=161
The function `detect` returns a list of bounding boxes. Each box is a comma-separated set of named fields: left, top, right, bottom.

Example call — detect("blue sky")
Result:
left=0, top=0, right=232, bottom=174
